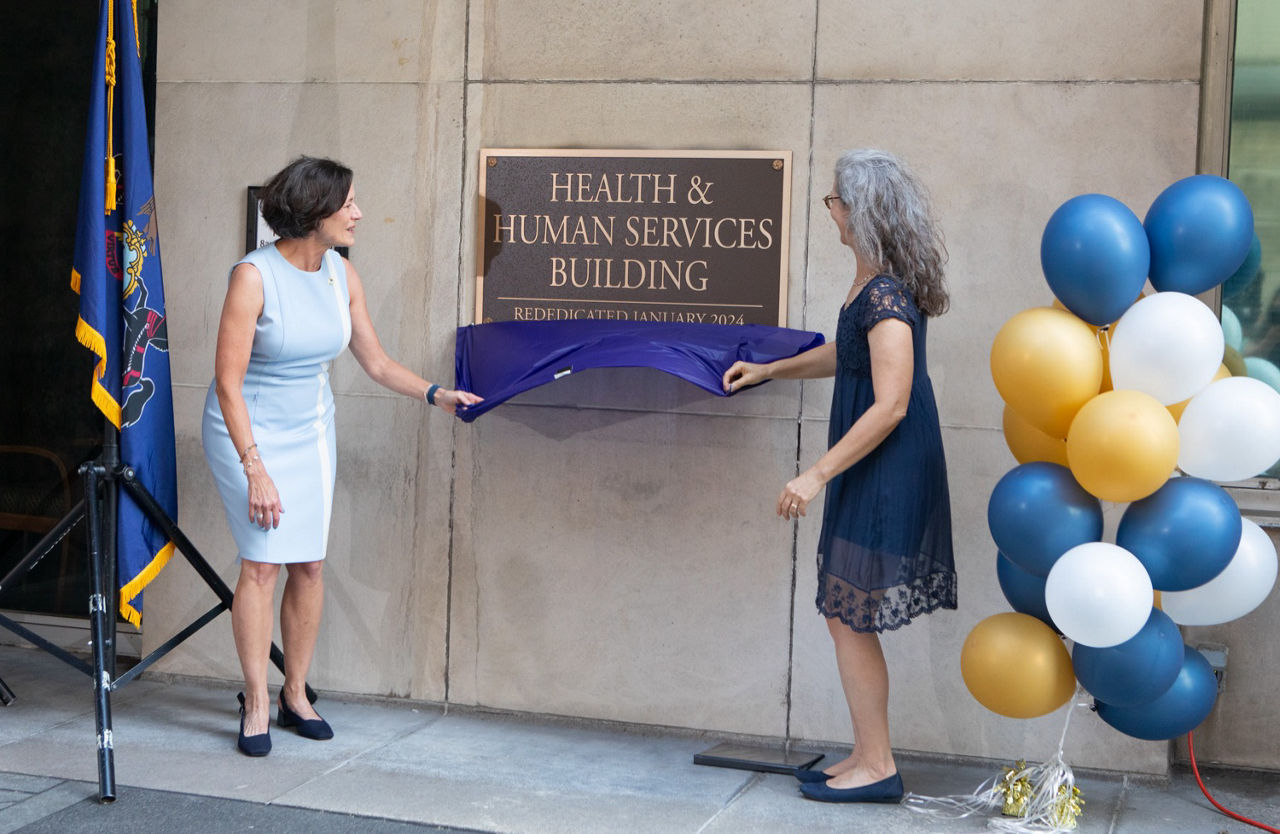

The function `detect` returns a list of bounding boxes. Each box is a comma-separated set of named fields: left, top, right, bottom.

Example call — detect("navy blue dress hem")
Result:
left=814, top=274, right=956, bottom=634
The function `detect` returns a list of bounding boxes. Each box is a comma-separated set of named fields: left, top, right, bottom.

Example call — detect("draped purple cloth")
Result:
left=453, top=320, right=824, bottom=422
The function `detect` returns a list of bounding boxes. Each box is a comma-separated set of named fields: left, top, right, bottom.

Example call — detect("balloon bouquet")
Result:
left=946, top=177, right=1280, bottom=830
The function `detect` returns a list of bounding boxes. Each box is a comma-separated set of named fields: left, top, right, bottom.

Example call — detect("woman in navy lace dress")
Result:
left=723, top=149, right=955, bottom=804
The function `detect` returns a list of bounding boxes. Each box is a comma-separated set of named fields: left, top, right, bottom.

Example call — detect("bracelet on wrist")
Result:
left=426, top=383, right=441, bottom=406
left=239, top=442, right=258, bottom=462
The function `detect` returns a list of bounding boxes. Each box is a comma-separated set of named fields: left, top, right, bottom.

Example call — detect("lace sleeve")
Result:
left=863, top=277, right=918, bottom=330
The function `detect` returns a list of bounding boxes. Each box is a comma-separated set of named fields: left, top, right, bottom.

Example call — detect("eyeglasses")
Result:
left=822, top=194, right=841, bottom=209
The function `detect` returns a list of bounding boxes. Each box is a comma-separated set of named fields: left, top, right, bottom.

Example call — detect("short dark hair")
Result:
left=259, top=156, right=353, bottom=240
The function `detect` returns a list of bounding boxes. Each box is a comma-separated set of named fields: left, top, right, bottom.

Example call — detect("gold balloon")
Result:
left=1003, top=405, right=1069, bottom=466
left=991, top=307, right=1104, bottom=438
left=1224, top=344, right=1247, bottom=377
left=961, top=612, right=1075, bottom=719
left=1168, top=364, right=1231, bottom=423
left=1066, top=390, right=1179, bottom=503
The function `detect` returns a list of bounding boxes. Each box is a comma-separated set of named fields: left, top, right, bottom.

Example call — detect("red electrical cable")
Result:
left=1186, top=731, right=1280, bottom=834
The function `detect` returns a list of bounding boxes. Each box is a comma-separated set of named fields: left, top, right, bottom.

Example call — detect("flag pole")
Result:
left=103, top=418, right=119, bottom=684
left=82, top=421, right=118, bottom=802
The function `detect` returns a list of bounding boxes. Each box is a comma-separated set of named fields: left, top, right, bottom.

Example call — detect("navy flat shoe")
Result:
left=278, top=694, right=334, bottom=740
left=236, top=692, right=271, bottom=757
left=793, top=767, right=837, bottom=784
left=799, top=771, right=903, bottom=803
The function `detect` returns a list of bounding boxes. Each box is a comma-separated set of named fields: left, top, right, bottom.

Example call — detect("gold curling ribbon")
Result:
left=997, top=760, right=1032, bottom=816
left=1050, top=784, right=1085, bottom=830
left=995, top=758, right=1085, bottom=830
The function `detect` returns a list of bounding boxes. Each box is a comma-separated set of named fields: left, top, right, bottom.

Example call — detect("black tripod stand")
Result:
left=0, top=424, right=311, bottom=801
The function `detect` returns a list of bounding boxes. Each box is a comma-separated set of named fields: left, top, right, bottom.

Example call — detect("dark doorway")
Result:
left=0, top=1, right=159, bottom=621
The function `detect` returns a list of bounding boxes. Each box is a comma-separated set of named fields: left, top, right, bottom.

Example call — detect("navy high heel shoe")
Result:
left=278, top=694, right=334, bottom=740
left=236, top=692, right=271, bottom=757
left=799, top=771, right=904, bottom=803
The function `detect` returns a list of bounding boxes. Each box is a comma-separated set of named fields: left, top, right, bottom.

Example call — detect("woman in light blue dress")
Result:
left=202, top=156, right=481, bottom=756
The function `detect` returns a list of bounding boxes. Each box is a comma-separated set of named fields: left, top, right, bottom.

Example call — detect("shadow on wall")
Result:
left=474, top=367, right=732, bottom=440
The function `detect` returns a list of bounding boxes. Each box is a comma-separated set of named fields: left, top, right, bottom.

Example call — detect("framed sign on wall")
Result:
left=245, top=186, right=349, bottom=258
left=476, top=149, right=792, bottom=326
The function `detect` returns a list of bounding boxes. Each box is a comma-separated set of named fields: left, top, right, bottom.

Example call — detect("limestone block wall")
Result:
left=144, top=0, right=1279, bottom=775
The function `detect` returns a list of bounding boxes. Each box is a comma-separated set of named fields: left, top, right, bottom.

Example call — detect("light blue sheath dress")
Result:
left=201, top=244, right=352, bottom=564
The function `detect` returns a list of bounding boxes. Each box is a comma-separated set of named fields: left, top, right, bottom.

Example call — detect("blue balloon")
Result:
left=1145, top=175, right=1254, bottom=294
left=988, top=463, right=1103, bottom=577
left=1041, top=194, right=1149, bottom=326
left=996, top=552, right=1057, bottom=630
left=1096, top=645, right=1218, bottom=740
left=1073, top=608, right=1182, bottom=707
left=1116, top=477, right=1241, bottom=591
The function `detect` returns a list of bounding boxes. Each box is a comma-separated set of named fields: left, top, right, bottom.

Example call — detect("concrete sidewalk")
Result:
left=1, top=644, right=1276, bottom=833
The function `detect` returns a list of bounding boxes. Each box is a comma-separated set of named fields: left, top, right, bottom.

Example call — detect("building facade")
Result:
left=138, top=0, right=1277, bottom=777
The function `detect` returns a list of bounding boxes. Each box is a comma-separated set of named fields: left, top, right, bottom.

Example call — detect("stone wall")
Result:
left=142, top=1, right=1275, bottom=775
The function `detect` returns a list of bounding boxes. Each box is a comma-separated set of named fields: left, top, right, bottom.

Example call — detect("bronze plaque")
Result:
left=476, top=149, right=792, bottom=326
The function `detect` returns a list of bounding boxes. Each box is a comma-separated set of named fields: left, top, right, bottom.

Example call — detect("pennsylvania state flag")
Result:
left=71, top=0, right=177, bottom=628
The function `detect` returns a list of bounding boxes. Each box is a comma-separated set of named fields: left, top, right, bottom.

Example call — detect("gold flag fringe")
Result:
left=118, top=540, right=174, bottom=628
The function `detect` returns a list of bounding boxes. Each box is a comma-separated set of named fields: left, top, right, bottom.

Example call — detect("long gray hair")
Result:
left=834, top=149, right=949, bottom=316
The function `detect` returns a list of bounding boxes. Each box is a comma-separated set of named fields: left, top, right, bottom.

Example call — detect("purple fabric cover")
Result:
left=453, top=320, right=824, bottom=422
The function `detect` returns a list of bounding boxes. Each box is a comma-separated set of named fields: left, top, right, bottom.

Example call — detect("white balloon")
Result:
left=1245, top=355, right=1280, bottom=394
left=1109, top=292, right=1225, bottom=405
left=1045, top=542, right=1153, bottom=647
left=1178, top=376, right=1280, bottom=481
left=1162, top=518, right=1278, bottom=625
left=1222, top=304, right=1243, bottom=352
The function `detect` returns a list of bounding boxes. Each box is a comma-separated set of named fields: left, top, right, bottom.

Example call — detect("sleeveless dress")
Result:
left=816, top=275, right=956, bottom=632
left=201, top=243, right=352, bottom=564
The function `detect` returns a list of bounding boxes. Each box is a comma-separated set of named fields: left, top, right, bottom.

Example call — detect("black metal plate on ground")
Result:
left=692, top=742, right=825, bottom=775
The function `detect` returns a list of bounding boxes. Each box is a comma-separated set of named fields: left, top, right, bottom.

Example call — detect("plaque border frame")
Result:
left=475, top=148, right=793, bottom=327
